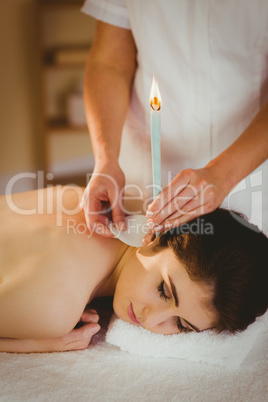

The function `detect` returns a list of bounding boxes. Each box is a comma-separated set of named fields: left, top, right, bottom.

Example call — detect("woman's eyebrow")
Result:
left=168, top=275, right=201, bottom=332
left=168, top=276, right=178, bottom=307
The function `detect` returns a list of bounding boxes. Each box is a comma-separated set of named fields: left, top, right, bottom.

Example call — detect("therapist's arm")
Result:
left=81, top=21, right=137, bottom=236
left=146, top=101, right=268, bottom=232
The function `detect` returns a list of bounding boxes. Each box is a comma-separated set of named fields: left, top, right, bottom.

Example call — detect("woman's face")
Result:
left=113, top=243, right=218, bottom=334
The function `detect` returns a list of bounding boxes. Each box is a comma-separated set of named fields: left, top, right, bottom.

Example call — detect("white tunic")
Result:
left=82, top=0, right=268, bottom=233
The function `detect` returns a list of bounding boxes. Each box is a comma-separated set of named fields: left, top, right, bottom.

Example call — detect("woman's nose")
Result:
left=142, top=305, right=173, bottom=329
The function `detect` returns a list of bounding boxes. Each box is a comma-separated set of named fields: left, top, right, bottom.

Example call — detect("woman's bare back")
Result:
left=0, top=186, right=127, bottom=339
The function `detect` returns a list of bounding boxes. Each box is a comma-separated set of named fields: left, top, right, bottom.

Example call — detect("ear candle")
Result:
left=150, top=76, right=162, bottom=237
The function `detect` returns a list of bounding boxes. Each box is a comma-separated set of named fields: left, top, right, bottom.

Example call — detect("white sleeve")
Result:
left=81, top=0, right=130, bottom=30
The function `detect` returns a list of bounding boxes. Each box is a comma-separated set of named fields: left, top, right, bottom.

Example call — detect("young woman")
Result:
left=0, top=186, right=267, bottom=353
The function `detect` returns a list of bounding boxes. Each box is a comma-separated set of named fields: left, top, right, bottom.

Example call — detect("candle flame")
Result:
left=150, top=76, right=161, bottom=111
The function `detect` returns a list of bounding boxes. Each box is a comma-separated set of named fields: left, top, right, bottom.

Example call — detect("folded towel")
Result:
left=106, top=311, right=268, bottom=369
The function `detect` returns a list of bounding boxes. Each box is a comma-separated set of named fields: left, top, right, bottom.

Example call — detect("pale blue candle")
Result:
left=150, top=77, right=161, bottom=200
left=150, top=77, right=162, bottom=237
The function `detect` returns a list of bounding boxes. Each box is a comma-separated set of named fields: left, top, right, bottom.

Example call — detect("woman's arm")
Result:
left=81, top=21, right=137, bottom=235
left=0, top=310, right=100, bottom=353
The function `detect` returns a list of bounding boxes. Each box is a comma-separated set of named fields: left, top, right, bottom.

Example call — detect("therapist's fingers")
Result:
left=147, top=185, right=197, bottom=228
left=80, top=168, right=126, bottom=236
left=146, top=170, right=196, bottom=226
left=146, top=169, right=191, bottom=219
left=82, top=194, right=115, bottom=238
left=162, top=189, right=223, bottom=229
left=110, top=198, right=127, bottom=232
left=148, top=188, right=214, bottom=231
left=146, top=167, right=227, bottom=230
left=87, top=190, right=126, bottom=235
left=163, top=204, right=209, bottom=230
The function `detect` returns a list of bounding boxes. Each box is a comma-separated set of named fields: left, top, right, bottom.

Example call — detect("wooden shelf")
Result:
left=44, top=62, right=86, bottom=70
left=45, top=172, right=89, bottom=187
left=38, top=0, right=95, bottom=178
left=43, top=45, right=90, bottom=68
left=46, top=118, right=88, bottom=132
left=40, top=0, right=84, bottom=7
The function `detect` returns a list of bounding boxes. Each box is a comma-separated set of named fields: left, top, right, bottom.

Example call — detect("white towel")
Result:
left=106, top=311, right=268, bottom=369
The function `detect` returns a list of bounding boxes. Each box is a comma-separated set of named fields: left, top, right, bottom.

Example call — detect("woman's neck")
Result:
left=92, top=245, right=137, bottom=299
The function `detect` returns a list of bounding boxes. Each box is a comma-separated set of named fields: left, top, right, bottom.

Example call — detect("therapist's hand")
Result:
left=80, top=161, right=126, bottom=237
left=146, top=167, right=228, bottom=232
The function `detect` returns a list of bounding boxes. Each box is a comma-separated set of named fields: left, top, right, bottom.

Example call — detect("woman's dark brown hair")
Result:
left=159, top=209, right=268, bottom=333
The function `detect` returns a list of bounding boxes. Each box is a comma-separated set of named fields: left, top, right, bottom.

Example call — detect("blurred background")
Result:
left=0, top=0, right=96, bottom=195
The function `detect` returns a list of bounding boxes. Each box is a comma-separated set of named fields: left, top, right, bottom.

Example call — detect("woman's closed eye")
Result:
left=177, top=317, right=192, bottom=332
left=157, top=280, right=171, bottom=300
left=157, top=281, right=192, bottom=332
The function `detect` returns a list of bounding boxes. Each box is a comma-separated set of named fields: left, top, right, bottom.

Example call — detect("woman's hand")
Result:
left=0, top=309, right=100, bottom=353
left=146, top=166, right=228, bottom=232
left=37, top=308, right=101, bottom=353
left=80, top=162, right=126, bottom=237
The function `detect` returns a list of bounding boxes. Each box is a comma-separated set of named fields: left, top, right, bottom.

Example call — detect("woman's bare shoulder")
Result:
left=1, top=185, right=84, bottom=215
left=0, top=187, right=127, bottom=338
left=0, top=186, right=125, bottom=276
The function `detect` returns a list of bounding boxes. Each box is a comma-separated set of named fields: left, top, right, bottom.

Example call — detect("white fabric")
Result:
left=106, top=311, right=268, bottom=370
left=82, top=0, right=268, bottom=234
left=0, top=307, right=267, bottom=401
left=81, top=0, right=130, bottom=29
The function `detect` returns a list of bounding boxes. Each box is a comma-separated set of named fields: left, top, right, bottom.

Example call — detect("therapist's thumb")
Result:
left=111, top=200, right=126, bottom=232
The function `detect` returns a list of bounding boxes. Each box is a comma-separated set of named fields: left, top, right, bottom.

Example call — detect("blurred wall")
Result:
left=0, top=0, right=43, bottom=182
left=0, top=0, right=95, bottom=194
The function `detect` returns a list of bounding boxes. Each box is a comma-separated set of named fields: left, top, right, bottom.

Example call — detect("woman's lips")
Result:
left=127, top=303, right=141, bottom=325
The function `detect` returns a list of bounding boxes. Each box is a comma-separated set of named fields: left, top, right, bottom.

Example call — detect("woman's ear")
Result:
left=142, top=229, right=156, bottom=247
left=140, top=232, right=161, bottom=255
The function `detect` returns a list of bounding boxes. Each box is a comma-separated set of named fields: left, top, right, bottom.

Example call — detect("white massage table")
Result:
left=0, top=298, right=267, bottom=402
